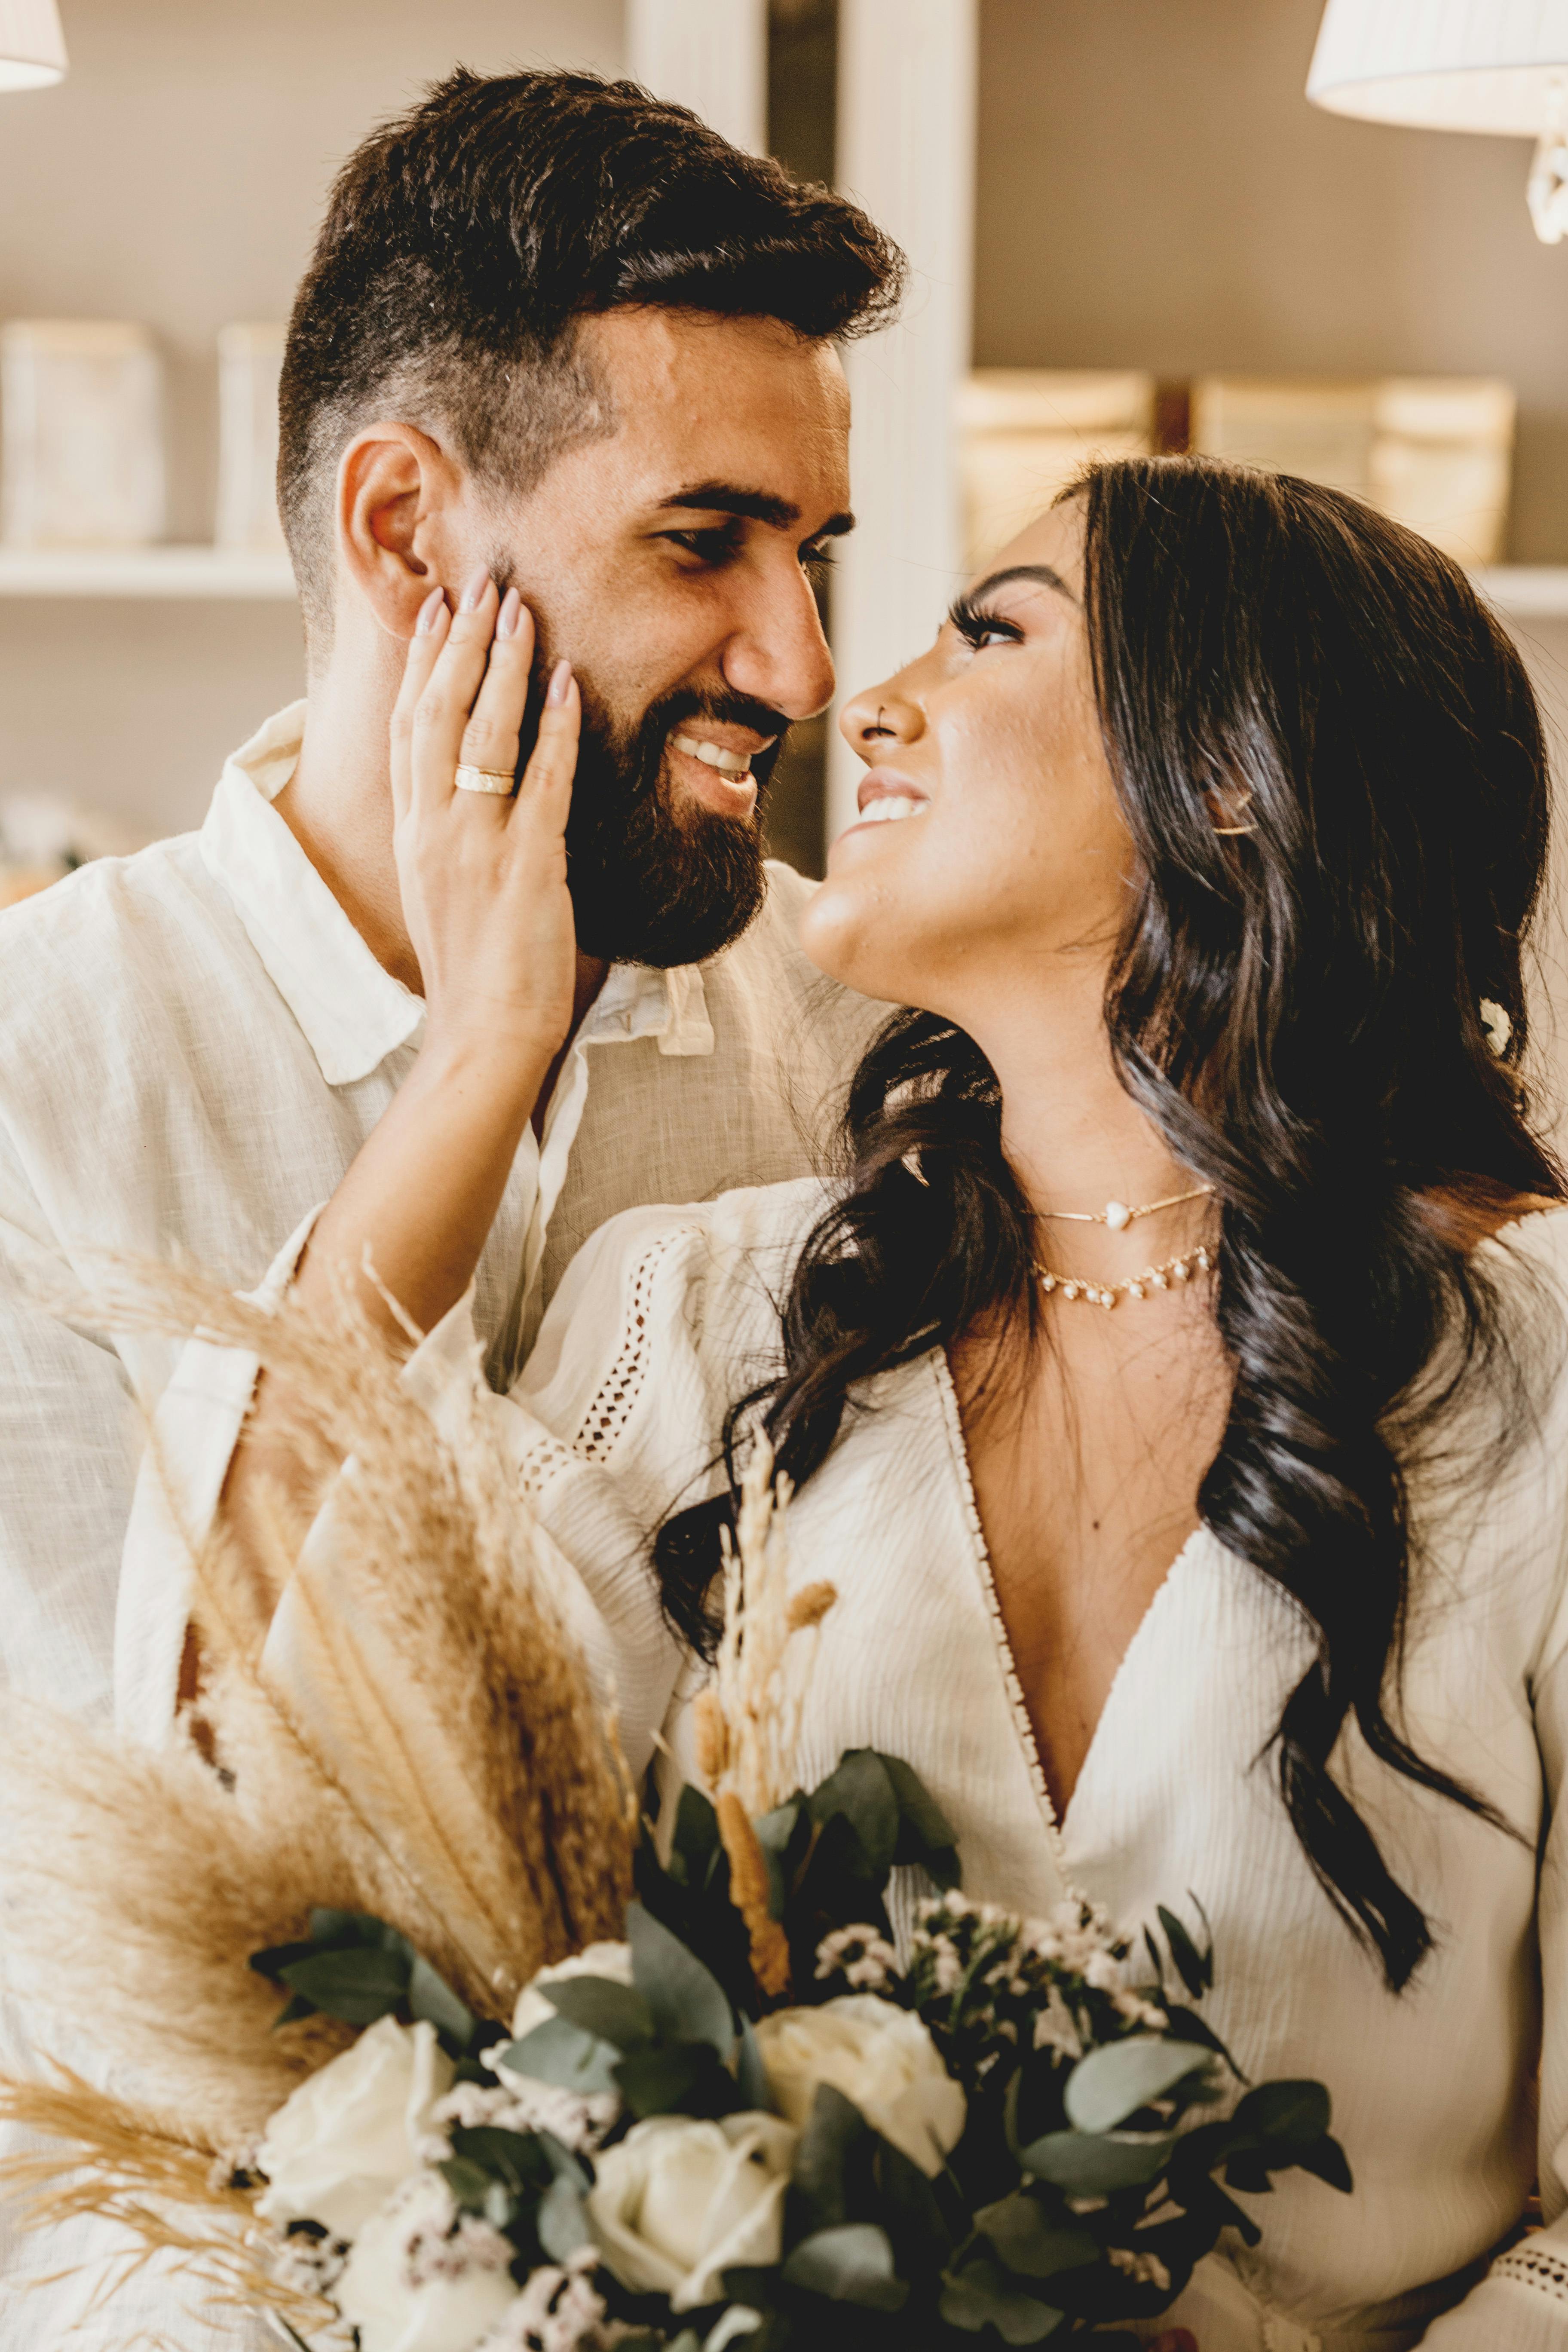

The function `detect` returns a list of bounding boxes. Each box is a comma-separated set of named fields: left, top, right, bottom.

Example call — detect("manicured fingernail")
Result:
left=496, top=586, right=522, bottom=640
left=545, top=657, right=572, bottom=708
left=415, top=586, right=446, bottom=635
left=459, top=565, right=490, bottom=613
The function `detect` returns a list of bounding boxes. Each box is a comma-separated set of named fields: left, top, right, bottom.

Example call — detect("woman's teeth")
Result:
left=672, top=733, right=753, bottom=777
left=859, top=795, right=926, bottom=825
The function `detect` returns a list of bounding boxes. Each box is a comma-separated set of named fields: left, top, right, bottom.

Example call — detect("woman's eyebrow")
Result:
left=966, top=561, right=1079, bottom=606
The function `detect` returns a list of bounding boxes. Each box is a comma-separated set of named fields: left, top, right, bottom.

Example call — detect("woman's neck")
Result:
left=968, top=963, right=1196, bottom=1226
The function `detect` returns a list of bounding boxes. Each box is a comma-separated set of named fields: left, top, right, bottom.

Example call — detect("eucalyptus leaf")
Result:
left=973, top=2193, right=1098, bottom=2281
left=790, top=2082, right=868, bottom=2233
left=544, top=1976, right=656, bottom=2052
left=881, top=1754, right=962, bottom=1887
left=537, top=2175, right=594, bottom=2261
left=1020, top=2129, right=1175, bottom=2193
left=736, top=2012, right=773, bottom=2112
left=754, top=1799, right=805, bottom=1921
left=448, top=2125, right=553, bottom=2196
left=496, top=2013, right=623, bottom=2097
left=1064, top=2037, right=1213, bottom=2134
left=1157, top=1906, right=1213, bottom=2000
left=1294, top=2132, right=1354, bottom=2193
left=267, top=1992, right=318, bottom=2033
left=627, top=1900, right=734, bottom=2055
left=407, top=1954, right=478, bottom=2052
left=276, top=1945, right=410, bottom=2026
left=613, top=2039, right=740, bottom=2120
left=1232, top=2079, right=1330, bottom=2150
left=438, top=2154, right=495, bottom=2211
left=807, top=1752, right=900, bottom=1884
left=781, top=2222, right=908, bottom=2311
left=940, top=2255, right=1063, bottom=2343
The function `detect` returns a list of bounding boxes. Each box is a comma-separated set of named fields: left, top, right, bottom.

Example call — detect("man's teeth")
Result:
left=860, top=795, right=926, bottom=825
left=672, top=733, right=753, bottom=777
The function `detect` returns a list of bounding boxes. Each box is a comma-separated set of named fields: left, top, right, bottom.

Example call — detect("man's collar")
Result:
left=200, top=701, right=714, bottom=1086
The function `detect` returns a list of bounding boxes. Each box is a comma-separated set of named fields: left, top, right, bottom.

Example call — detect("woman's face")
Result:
left=800, top=500, right=1136, bottom=1022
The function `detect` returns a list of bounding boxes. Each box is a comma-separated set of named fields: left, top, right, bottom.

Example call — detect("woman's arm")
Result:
left=219, top=576, right=581, bottom=1614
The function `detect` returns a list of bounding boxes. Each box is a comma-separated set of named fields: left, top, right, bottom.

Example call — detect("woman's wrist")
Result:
left=414, top=1016, right=560, bottom=1114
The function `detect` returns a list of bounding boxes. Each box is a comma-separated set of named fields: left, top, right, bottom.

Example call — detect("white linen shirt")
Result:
left=124, top=1184, right=1568, bottom=2352
left=0, top=700, right=879, bottom=2351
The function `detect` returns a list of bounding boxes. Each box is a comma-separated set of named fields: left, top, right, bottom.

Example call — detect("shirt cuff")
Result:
left=113, top=1205, right=326, bottom=1746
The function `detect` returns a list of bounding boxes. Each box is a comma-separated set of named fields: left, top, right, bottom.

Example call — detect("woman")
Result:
left=145, top=457, right=1568, bottom=2345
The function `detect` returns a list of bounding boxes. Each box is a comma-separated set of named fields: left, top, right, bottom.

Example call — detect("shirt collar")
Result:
left=200, top=700, right=714, bottom=1086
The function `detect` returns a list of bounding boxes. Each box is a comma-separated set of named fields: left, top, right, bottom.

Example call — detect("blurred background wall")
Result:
left=0, top=0, right=620, bottom=839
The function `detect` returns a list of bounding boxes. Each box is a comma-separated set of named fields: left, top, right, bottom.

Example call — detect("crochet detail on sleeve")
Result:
left=1494, top=2242, right=1568, bottom=2304
left=573, top=1223, right=701, bottom=1464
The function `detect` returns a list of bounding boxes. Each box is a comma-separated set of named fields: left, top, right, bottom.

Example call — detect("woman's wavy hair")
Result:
left=655, top=454, right=1563, bottom=1992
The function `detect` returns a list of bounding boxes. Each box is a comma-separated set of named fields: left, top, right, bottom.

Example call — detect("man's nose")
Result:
left=718, top=562, right=836, bottom=722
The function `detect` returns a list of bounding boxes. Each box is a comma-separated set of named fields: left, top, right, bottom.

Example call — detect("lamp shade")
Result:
left=1308, top=1, right=1568, bottom=135
left=0, top=0, right=65, bottom=91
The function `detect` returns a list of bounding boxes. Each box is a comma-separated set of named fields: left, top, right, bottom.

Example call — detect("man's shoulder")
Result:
left=710, top=859, right=885, bottom=1041
left=0, top=830, right=245, bottom=1057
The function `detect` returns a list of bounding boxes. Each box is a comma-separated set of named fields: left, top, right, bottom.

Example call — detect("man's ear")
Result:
left=336, top=423, right=465, bottom=638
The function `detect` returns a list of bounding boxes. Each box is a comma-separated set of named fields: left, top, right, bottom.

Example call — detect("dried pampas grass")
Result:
left=0, top=2067, right=335, bottom=2341
left=0, top=1250, right=635, bottom=2173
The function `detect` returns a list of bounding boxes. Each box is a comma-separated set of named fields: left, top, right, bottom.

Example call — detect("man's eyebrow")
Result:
left=965, top=561, right=1078, bottom=605
left=658, top=482, right=855, bottom=539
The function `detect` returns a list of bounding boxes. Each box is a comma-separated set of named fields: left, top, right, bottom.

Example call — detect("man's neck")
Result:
left=276, top=653, right=420, bottom=988
left=273, top=654, right=610, bottom=1055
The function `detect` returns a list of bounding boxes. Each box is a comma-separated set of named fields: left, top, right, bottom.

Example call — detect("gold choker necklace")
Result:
left=1033, top=1241, right=1217, bottom=1311
left=1035, top=1182, right=1214, bottom=1233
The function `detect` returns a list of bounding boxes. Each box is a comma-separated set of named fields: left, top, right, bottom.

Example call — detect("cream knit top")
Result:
left=123, top=1182, right=1568, bottom=2351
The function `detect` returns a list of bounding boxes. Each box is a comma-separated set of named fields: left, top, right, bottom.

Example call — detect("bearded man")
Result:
left=0, top=65, right=898, bottom=2349
left=0, top=67, right=899, bottom=1725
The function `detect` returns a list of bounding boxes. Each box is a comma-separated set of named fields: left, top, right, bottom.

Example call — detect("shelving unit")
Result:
left=0, top=547, right=1565, bottom=620
left=0, top=545, right=296, bottom=599
left=1473, top=567, right=1568, bottom=620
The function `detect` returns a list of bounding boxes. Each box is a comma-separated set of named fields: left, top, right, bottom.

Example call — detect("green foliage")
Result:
left=249, top=1909, right=484, bottom=2059
left=781, top=2223, right=909, bottom=2312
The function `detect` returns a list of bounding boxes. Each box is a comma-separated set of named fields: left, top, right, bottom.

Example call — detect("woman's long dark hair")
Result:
left=655, top=456, right=1563, bottom=1992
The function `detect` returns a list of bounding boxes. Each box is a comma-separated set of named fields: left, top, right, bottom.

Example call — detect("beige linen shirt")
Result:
left=0, top=699, right=879, bottom=2348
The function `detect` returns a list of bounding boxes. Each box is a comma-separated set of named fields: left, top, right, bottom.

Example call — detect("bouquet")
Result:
left=0, top=1269, right=1350, bottom=2350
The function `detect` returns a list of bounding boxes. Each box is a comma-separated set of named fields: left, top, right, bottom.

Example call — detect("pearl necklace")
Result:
left=1035, top=1182, right=1215, bottom=1233
left=1033, top=1241, right=1217, bottom=1311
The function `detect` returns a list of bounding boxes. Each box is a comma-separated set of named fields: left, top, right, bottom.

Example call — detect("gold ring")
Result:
left=453, top=764, right=515, bottom=796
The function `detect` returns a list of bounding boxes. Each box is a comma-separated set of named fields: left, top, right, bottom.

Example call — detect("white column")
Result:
left=829, top=0, right=978, bottom=841
left=624, top=0, right=769, bottom=155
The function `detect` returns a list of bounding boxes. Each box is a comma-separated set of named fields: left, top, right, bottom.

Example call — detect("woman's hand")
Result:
left=390, top=571, right=580, bottom=1066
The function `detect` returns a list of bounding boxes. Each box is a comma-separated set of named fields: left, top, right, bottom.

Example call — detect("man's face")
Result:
left=483, top=308, right=851, bottom=966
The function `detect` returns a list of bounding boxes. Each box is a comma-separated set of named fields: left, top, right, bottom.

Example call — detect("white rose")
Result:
left=335, top=2171, right=518, bottom=2352
left=256, top=2016, right=454, bottom=2239
left=754, top=1995, right=965, bottom=2178
left=511, top=1941, right=635, bottom=2041
left=586, top=2112, right=798, bottom=2312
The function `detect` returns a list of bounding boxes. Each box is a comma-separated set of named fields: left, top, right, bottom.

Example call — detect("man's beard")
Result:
left=563, top=676, right=787, bottom=968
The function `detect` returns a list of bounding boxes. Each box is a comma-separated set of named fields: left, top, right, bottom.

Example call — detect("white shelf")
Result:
left=0, top=545, right=297, bottom=599
left=0, top=546, right=1564, bottom=620
left=1473, top=567, right=1568, bottom=619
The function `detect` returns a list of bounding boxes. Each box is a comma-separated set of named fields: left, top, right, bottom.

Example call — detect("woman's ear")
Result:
left=336, top=422, right=464, bottom=639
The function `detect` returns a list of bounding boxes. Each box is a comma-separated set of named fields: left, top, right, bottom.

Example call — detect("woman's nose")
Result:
left=838, top=679, right=923, bottom=760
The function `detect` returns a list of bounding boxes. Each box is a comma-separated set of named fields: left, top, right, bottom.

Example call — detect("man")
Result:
left=0, top=67, right=899, bottom=2346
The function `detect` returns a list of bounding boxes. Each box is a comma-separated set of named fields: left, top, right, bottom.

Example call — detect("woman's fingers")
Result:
left=390, top=586, right=451, bottom=824
left=407, top=567, right=503, bottom=812
left=511, top=657, right=579, bottom=839
left=454, top=587, right=535, bottom=801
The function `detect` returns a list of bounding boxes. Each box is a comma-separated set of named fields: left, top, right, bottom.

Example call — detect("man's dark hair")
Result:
left=278, top=66, right=904, bottom=645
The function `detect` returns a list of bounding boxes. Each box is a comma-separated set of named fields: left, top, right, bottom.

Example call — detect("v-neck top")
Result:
left=129, top=1176, right=1568, bottom=2349
left=488, top=1179, right=1568, bottom=2351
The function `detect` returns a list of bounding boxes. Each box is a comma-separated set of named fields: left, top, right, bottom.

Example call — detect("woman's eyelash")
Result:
left=948, top=594, right=1023, bottom=648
